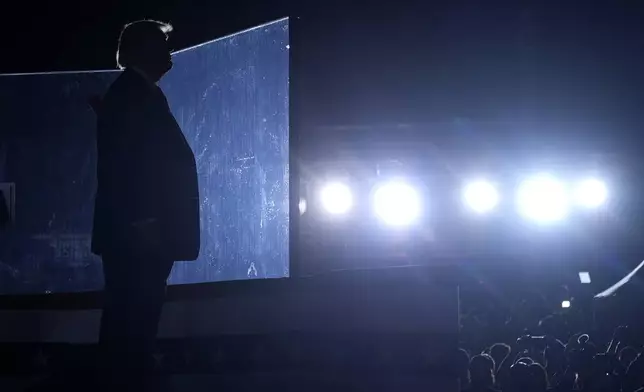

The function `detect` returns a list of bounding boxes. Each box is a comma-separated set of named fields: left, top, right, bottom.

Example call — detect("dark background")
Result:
left=2, top=0, right=643, bottom=129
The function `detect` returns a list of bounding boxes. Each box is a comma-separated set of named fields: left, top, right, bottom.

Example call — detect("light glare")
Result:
left=373, top=181, right=421, bottom=226
left=320, top=182, right=353, bottom=215
left=463, top=180, right=499, bottom=213
left=575, top=178, right=608, bottom=208
left=517, top=174, right=569, bottom=223
left=579, top=272, right=591, bottom=284
left=561, top=300, right=571, bottom=309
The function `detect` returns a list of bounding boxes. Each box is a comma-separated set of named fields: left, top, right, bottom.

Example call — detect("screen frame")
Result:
left=288, top=15, right=302, bottom=279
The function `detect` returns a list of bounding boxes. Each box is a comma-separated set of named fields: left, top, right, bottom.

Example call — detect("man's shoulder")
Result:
left=104, top=69, right=151, bottom=105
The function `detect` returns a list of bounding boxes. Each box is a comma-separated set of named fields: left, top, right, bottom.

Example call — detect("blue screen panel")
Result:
left=0, top=18, right=289, bottom=294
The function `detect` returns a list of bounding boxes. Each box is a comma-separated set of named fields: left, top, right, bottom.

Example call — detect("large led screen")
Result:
left=0, top=18, right=289, bottom=294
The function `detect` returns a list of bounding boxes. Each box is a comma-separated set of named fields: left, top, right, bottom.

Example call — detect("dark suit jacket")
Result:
left=92, top=69, right=200, bottom=261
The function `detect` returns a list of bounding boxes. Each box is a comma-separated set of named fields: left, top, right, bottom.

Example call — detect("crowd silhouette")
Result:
left=459, top=296, right=643, bottom=392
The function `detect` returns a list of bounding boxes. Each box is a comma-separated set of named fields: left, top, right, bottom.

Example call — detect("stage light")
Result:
left=373, top=180, right=421, bottom=226
left=579, top=272, right=591, bottom=284
left=561, top=300, right=571, bottom=308
left=575, top=178, right=607, bottom=208
left=299, top=198, right=307, bottom=215
left=463, top=180, right=499, bottom=213
left=517, top=174, right=569, bottom=223
left=320, top=182, right=353, bottom=215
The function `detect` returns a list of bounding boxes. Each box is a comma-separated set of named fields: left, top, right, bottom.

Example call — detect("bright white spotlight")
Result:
left=517, top=174, right=569, bottom=223
left=320, top=182, right=353, bottom=215
left=463, top=180, right=499, bottom=213
left=579, top=272, right=591, bottom=284
left=575, top=178, right=608, bottom=208
left=373, top=181, right=421, bottom=226
left=561, top=300, right=571, bottom=309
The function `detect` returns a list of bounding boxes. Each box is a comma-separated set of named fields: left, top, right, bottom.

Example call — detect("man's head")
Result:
left=619, top=346, right=638, bottom=368
left=469, top=354, right=495, bottom=388
left=116, top=20, right=174, bottom=82
left=456, top=348, right=471, bottom=385
left=488, top=343, right=511, bottom=370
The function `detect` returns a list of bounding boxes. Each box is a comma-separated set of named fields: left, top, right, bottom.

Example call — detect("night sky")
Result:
left=2, top=1, right=643, bottom=132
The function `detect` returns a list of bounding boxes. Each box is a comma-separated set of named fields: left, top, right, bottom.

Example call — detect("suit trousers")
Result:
left=98, top=247, right=175, bottom=389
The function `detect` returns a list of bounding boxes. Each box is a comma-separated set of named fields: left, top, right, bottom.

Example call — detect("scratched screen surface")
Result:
left=0, top=18, right=289, bottom=294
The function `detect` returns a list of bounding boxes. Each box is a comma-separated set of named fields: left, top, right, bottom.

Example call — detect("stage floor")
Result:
left=5, top=373, right=458, bottom=392
left=0, top=267, right=459, bottom=391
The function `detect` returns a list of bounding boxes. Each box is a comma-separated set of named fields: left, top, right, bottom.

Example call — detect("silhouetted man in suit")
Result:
left=91, top=20, right=200, bottom=388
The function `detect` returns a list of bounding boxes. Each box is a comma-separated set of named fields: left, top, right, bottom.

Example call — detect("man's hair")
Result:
left=469, top=354, right=495, bottom=386
left=488, top=342, right=511, bottom=365
left=116, top=19, right=173, bottom=69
